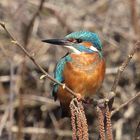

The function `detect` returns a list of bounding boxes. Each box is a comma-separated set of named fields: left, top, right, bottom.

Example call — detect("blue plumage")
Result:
left=65, top=31, right=102, bottom=51
left=52, top=54, right=72, bottom=99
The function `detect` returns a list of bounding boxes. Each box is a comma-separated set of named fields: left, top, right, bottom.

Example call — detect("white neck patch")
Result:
left=89, top=46, right=99, bottom=52
left=65, top=45, right=99, bottom=54
left=65, top=46, right=81, bottom=54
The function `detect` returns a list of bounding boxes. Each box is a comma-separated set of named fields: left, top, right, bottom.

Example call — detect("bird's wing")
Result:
left=52, top=53, right=71, bottom=100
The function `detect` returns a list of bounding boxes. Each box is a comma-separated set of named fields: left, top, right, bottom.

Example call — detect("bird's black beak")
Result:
left=42, top=39, right=69, bottom=46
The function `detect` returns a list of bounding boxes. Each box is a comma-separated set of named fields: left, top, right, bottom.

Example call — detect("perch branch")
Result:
left=0, top=22, right=78, bottom=99
left=111, top=91, right=140, bottom=116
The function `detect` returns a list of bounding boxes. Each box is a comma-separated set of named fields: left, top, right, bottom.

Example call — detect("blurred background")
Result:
left=0, top=0, right=140, bottom=140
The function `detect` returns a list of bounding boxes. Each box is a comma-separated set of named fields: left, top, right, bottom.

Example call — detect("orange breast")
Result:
left=57, top=52, right=105, bottom=110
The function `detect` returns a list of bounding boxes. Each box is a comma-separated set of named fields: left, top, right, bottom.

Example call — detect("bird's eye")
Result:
left=67, top=38, right=75, bottom=42
left=67, top=38, right=82, bottom=43
left=76, top=39, right=82, bottom=43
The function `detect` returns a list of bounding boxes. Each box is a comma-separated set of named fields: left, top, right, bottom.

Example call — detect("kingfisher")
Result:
left=42, top=31, right=105, bottom=117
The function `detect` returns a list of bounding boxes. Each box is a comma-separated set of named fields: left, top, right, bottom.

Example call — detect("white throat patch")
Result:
left=65, top=46, right=81, bottom=54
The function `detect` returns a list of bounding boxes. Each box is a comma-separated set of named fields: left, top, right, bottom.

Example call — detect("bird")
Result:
left=42, top=31, right=105, bottom=117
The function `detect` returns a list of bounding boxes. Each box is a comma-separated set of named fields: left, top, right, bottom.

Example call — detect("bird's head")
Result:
left=42, top=31, right=102, bottom=54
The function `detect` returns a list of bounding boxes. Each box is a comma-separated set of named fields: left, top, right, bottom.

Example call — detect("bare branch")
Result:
left=130, top=0, right=139, bottom=36
left=111, top=42, right=140, bottom=92
left=111, top=92, right=140, bottom=116
left=24, top=0, right=45, bottom=46
left=0, top=22, right=78, bottom=99
left=29, top=1, right=73, bottom=33
left=107, top=41, right=140, bottom=110
left=11, top=126, right=72, bottom=137
left=0, top=106, right=9, bottom=136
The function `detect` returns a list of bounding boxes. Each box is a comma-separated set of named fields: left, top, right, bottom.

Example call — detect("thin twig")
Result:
left=0, top=38, right=15, bottom=140
left=9, top=61, right=15, bottom=140
left=111, top=92, right=140, bottom=116
left=111, top=42, right=140, bottom=92
left=22, top=94, right=59, bottom=106
left=24, top=0, right=45, bottom=46
left=0, top=106, right=9, bottom=136
left=107, top=41, right=140, bottom=110
left=29, top=1, right=73, bottom=33
left=16, top=1, right=45, bottom=139
left=11, top=126, right=72, bottom=137
left=17, top=90, right=23, bottom=140
left=130, top=0, right=139, bottom=36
